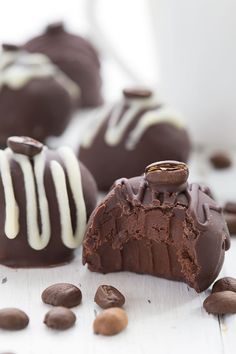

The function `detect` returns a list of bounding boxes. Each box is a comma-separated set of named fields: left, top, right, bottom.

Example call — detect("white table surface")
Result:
left=0, top=114, right=236, bottom=354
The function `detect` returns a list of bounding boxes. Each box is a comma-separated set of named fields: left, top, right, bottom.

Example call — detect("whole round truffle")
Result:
left=0, top=136, right=97, bottom=267
left=83, top=161, right=230, bottom=292
left=0, top=45, right=80, bottom=147
left=79, top=88, right=191, bottom=191
left=23, top=22, right=103, bottom=108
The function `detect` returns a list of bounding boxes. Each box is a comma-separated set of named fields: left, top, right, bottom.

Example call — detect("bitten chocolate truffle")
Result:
left=79, top=88, right=191, bottom=191
left=0, top=44, right=80, bottom=147
left=83, top=161, right=230, bottom=292
left=0, top=136, right=97, bottom=267
left=23, top=22, right=103, bottom=108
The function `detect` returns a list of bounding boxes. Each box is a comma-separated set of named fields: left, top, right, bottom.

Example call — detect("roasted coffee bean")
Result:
left=203, top=291, right=236, bottom=314
left=42, top=283, right=82, bottom=308
left=212, top=277, right=236, bottom=293
left=94, top=285, right=125, bottom=309
left=93, top=308, right=128, bottom=336
left=122, top=88, right=153, bottom=99
left=7, top=136, right=43, bottom=157
left=44, top=307, right=76, bottom=330
left=145, top=161, right=189, bottom=187
left=0, top=308, right=29, bottom=330
left=210, top=153, right=231, bottom=169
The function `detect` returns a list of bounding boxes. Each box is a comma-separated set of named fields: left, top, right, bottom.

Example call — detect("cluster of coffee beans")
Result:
left=0, top=282, right=127, bottom=336
left=204, top=277, right=236, bottom=314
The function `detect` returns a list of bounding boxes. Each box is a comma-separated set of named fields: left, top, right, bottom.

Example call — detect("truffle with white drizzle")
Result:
left=0, top=44, right=80, bottom=147
left=23, top=22, right=103, bottom=108
left=79, top=88, right=191, bottom=191
left=0, top=136, right=97, bottom=267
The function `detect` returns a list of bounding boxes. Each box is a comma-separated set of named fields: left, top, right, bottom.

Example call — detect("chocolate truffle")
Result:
left=0, top=136, right=97, bottom=267
left=0, top=44, right=80, bottom=147
left=83, top=161, right=230, bottom=292
left=224, top=202, right=236, bottom=235
left=23, top=22, right=103, bottom=108
left=79, top=88, right=191, bottom=191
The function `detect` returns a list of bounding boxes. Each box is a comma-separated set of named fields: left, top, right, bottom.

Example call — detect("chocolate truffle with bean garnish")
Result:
left=79, top=88, right=191, bottom=191
left=0, top=44, right=80, bottom=147
left=83, top=161, right=230, bottom=292
left=0, top=136, right=97, bottom=267
left=23, top=22, right=103, bottom=108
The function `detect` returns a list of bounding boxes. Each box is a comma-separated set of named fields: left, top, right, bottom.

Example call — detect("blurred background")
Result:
left=1, top=0, right=236, bottom=148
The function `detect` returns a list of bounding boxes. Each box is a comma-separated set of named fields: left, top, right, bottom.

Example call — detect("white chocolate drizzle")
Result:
left=80, top=96, right=185, bottom=150
left=0, top=50, right=80, bottom=99
left=0, top=146, right=86, bottom=250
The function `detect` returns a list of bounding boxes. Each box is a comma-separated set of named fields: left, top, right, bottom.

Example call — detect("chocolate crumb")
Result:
left=1, top=277, right=7, bottom=284
left=147, top=299, right=151, bottom=304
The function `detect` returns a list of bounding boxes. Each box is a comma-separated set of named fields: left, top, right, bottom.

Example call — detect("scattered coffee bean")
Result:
left=203, top=291, right=236, bottom=314
left=94, top=285, right=125, bottom=309
left=212, top=277, right=236, bottom=293
left=210, top=152, right=231, bottom=169
left=44, top=307, right=76, bottom=330
left=0, top=308, right=29, bottom=330
left=42, top=283, right=82, bottom=308
left=93, top=308, right=128, bottom=336
left=7, top=136, right=43, bottom=157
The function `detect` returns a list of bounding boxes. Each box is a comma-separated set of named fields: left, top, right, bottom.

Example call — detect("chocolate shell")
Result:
left=83, top=161, right=230, bottom=292
left=23, top=22, right=103, bottom=108
left=79, top=88, right=191, bottom=191
left=0, top=45, right=80, bottom=147
left=0, top=136, right=97, bottom=267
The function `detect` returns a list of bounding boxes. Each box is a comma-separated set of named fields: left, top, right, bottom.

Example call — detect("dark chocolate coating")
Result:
left=83, top=164, right=230, bottom=292
left=0, top=141, right=97, bottom=267
left=0, top=77, right=74, bottom=148
left=23, top=22, right=103, bottom=108
left=79, top=101, right=191, bottom=191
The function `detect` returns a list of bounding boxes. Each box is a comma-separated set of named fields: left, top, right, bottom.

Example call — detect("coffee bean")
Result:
left=93, top=308, right=128, bottom=336
left=2, top=43, right=19, bottom=52
left=44, top=307, right=76, bottom=330
left=7, top=136, right=43, bottom=157
left=123, top=88, right=153, bottom=99
left=94, top=285, right=125, bottom=309
left=42, top=283, right=82, bottom=308
left=212, top=277, right=236, bottom=293
left=145, top=161, right=189, bottom=188
left=210, top=153, right=231, bottom=169
left=0, top=308, right=29, bottom=330
left=203, top=291, right=236, bottom=314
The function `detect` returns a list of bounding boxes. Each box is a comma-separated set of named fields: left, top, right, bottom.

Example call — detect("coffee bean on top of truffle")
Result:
left=42, top=283, right=82, bottom=308
left=83, top=160, right=230, bottom=292
left=7, top=136, right=43, bottom=157
left=79, top=88, right=191, bottom=191
left=94, top=285, right=125, bottom=309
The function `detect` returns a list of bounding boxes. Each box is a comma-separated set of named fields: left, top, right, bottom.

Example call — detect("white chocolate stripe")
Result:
left=126, top=108, right=185, bottom=150
left=11, top=149, right=51, bottom=250
left=0, top=150, right=19, bottom=238
left=81, top=96, right=184, bottom=149
left=51, top=147, right=87, bottom=248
